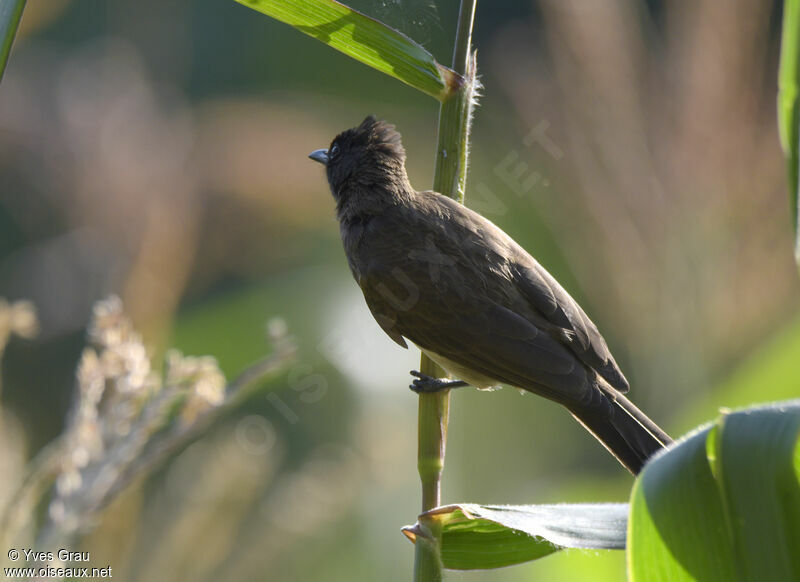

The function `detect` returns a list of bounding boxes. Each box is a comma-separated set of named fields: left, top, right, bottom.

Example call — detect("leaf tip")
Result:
left=401, top=523, right=424, bottom=544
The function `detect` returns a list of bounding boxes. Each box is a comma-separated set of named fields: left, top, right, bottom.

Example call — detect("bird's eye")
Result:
left=329, top=143, right=340, bottom=159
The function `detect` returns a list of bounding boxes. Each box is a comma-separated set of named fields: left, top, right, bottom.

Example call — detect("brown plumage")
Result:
left=309, top=116, right=672, bottom=474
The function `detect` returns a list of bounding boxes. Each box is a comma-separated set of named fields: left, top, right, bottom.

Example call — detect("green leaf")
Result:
left=715, top=404, right=800, bottom=579
left=778, top=0, right=800, bottom=264
left=234, top=0, right=459, bottom=101
left=629, top=400, right=800, bottom=582
left=628, top=424, right=738, bottom=581
left=0, top=0, right=25, bottom=83
left=403, top=503, right=628, bottom=570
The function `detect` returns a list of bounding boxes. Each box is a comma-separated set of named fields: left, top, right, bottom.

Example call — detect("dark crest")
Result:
left=325, top=116, right=407, bottom=194
left=351, top=115, right=405, bottom=161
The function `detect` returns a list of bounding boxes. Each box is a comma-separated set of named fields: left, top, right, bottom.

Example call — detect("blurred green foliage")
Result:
left=778, top=0, right=799, bottom=253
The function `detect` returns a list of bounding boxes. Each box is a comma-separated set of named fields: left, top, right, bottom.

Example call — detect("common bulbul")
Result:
left=310, top=116, right=672, bottom=474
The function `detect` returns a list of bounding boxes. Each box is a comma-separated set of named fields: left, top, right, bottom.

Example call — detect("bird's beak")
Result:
left=308, top=149, right=329, bottom=166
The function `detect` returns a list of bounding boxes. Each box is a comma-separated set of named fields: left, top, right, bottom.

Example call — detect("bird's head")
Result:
left=309, top=116, right=410, bottom=206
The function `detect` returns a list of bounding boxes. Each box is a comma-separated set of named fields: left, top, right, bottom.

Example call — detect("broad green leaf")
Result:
left=628, top=425, right=738, bottom=581
left=0, top=0, right=25, bottom=83
left=403, top=503, right=628, bottom=570
left=235, top=0, right=459, bottom=101
left=714, top=405, right=800, bottom=580
left=778, top=0, right=800, bottom=263
left=629, top=401, right=800, bottom=582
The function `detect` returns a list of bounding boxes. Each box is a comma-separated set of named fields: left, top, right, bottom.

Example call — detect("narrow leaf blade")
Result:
left=407, top=503, right=628, bottom=570
left=235, top=0, right=457, bottom=101
left=0, top=0, right=25, bottom=83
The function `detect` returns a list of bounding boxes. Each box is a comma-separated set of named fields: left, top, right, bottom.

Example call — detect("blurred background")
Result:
left=1, top=0, right=798, bottom=580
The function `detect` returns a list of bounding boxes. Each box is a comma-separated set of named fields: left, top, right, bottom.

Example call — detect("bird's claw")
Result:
left=409, top=370, right=467, bottom=393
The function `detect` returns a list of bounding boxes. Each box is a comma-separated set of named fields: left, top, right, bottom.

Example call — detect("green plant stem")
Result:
left=417, top=358, right=450, bottom=511
left=0, top=0, right=25, bottom=84
left=414, top=1, right=477, bottom=581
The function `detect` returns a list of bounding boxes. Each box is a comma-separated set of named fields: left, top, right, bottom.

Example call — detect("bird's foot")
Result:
left=409, top=370, right=468, bottom=393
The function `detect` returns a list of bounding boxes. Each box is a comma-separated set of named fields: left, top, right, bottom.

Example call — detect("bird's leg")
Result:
left=409, top=370, right=468, bottom=393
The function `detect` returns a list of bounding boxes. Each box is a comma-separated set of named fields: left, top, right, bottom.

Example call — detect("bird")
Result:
left=309, top=115, right=672, bottom=474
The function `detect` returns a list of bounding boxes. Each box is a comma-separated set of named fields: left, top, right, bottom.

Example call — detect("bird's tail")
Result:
left=568, top=391, right=672, bottom=475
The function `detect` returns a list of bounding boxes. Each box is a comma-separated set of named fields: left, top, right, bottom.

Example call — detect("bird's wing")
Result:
left=512, top=261, right=629, bottom=392
left=358, top=257, right=598, bottom=406
left=429, top=193, right=630, bottom=393
left=362, top=289, right=408, bottom=349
